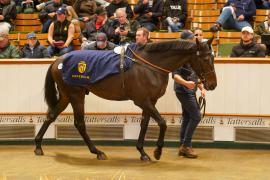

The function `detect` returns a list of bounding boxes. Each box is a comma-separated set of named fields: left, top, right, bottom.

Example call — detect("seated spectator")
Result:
left=210, top=0, right=256, bottom=32
left=82, top=32, right=116, bottom=50
left=73, top=0, right=97, bottom=26
left=134, top=0, right=164, bottom=32
left=230, top=26, right=266, bottom=57
left=0, top=31, right=20, bottom=58
left=39, top=0, right=66, bottom=33
left=163, top=0, right=186, bottom=32
left=81, top=7, right=114, bottom=48
left=47, top=7, right=75, bottom=56
left=135, top=27, right=150, bottom=45
left=106, top=0, right=133, bottom=20
left=113, top=8, right=140, bottom=45
left=0, top=0, right=16, bottom=31
left=15, top=0, right=35, bottom=13
left=254, top=0, right=270, bottom=9
left=255, top=12, right=270, bottom=36
left=21, top=32, right=51, bottom=58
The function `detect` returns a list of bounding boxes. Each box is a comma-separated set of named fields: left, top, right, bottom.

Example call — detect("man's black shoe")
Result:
left=210, top=24, right=221, bottom=32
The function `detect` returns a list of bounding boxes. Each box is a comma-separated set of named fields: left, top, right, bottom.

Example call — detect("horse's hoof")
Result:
left=140, top=155, right=151, bottom=161
left=154, top=148, right=162, bottom=160
left=97, top=153, right=108, bottom=160
left=34, top=148, right=44, bottom=156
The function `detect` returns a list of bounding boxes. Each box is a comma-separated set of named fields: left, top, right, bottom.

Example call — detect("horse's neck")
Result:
left=142, top=50, right=192, bottom=72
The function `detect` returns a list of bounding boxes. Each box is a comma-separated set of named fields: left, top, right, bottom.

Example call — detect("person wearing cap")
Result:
left=81, top=7, right=114, bottom=46
left=230, top=26, right=266, bottom=57
left=0, top=32, right=20, bottom=59
left=47, top=7, right=75, bottom=56
left=172, top=30, right=206, bottom=158
left=21, top=32, right=51, bottom=58
left=39, top=0, right=66, bottom=33
left=134, top=0, right=164, bottom=32
left=112, top=8, right=140, bottom=45
left=82, top=32, right=116, bottom=50
left=0, top=0, right=16, bottom=31
left=210, top=0, right=256, bottom=32
left=106, top=0, right=134, bottom=20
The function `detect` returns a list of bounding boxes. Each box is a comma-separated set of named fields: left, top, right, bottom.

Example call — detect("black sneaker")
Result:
left=210, top=24, right=221, bottom=32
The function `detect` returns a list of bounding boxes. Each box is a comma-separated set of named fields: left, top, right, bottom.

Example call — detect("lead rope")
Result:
left=198, top=96, right=206, bottom=118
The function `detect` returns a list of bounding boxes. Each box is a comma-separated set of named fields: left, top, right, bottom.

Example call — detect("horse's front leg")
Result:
left=70, top=90, right=107, bottom=160
left=138, top=100, right=167, bottom=160
left=136, top=111, right=151, bottom=161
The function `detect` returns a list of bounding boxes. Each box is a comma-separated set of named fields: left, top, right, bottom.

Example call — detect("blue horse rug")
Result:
left=62, top=44, right=137, bottom=86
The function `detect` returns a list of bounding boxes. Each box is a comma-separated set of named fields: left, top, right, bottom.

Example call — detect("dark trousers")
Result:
left=176, top=92, right=201, bottom=147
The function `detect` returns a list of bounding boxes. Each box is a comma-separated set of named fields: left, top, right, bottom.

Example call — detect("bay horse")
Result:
left=34, top=39, right=217, bottom=161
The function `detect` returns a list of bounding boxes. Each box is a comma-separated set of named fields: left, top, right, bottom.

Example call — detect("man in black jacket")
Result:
left=21, top=32, right=51, bottom=58
left=231, top=26, right=266, bottom=57
left=81, top=7, right=115, bottom=48
left=163, top=0, right=186, bottom=32
left=134, top=0, right=163, bottom=32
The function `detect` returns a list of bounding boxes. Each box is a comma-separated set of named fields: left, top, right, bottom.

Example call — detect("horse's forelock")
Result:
left=143, top=40, right=196, bottom=52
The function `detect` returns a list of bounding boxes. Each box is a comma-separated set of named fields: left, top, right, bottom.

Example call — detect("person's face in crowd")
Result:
left=97, top=41, right=107, bottom=49
left=96, top=14, right=106, bottom=23
left=28, top=37, right=37, bottom=47
left=0, top=36, right=9, bottom=49
left=194, top=29, right=203, bottom=42
left=242, top=31, right=253, bottom=44
left=53, top=0, right=61, bottom=5
left=57, top=13, right=66, bottom=22
left=136, top=30, right=148, bottom=45
left=116, top=11, right=127, bottom=25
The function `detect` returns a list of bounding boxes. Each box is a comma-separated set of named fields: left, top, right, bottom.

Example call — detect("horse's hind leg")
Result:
left=136, top=111, right=151, bottom=161
left=69, top=88, right=107, bottom=160
left=34, top=95, right=69, bottom=155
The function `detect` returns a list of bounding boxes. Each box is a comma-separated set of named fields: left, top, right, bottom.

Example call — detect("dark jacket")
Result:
left=172, top=64, right=198, bottom=94
left=163, top=0, right=187, bottom=23
left=230, top=39, right=266, bottom=57
left=0, top=0, right=16, bottom=25
left=224, top=0, right=256, bottom=23
left=21, top=41, right=50, bottom=58
left=39, top=2, right=64, bottom=23
left=134, top=0, right=164, bottom=25
left=82, top=17, right=115, bottom=41
left=112, top=19, right=140, bottom=44
left=106, top=1, right=134, bottom=19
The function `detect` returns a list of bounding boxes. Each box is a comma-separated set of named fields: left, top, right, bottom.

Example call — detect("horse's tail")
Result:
left=44, top=63, right=58, bottom=110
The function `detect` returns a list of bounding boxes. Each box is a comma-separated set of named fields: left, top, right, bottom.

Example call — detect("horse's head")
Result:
left=189, top=38, right=217, bottom=90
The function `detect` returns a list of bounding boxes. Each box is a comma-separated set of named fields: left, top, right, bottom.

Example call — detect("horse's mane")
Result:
left=142, top=40, right=196, bottom=52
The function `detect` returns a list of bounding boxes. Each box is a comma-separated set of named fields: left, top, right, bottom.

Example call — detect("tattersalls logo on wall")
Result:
left=0, top=114, right=269, bottom=127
